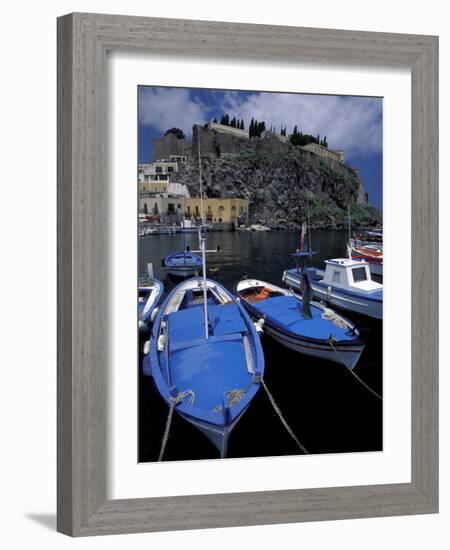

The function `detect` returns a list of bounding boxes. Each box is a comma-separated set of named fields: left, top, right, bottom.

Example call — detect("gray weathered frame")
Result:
left=57, top=12, right=438, bottom=537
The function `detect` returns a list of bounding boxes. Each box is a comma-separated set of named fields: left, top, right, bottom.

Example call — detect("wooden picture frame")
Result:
left=57, top=12, right=438, bottom=536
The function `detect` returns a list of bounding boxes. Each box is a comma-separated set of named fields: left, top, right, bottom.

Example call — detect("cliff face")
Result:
left=176, top=145, right=379, bottom=229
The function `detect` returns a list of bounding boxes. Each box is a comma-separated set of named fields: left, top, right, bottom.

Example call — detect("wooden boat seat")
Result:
left=170, top=332, right=243, bottom=353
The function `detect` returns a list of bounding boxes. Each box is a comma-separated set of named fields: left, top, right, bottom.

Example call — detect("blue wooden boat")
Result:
left=163, top=251, right=203, bottom=278
left=143, top=277, right=265, bottom=457
left=283, top=257, right=383, bottom=319
left=236, top=278, right=365, bottom=369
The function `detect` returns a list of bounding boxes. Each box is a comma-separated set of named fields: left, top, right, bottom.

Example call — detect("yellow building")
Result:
left=138, top=180, right=169, bottom=193
left=185, top=197, right=249, bottom=225
left=301, top=142, right=345, bottom=163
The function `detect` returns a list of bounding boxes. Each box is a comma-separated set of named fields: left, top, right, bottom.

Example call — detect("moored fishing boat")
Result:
left=349, top=240, right=383, bottom=277
left=138, top=278, right=164, bottom=325
left=143, top=277, right=264, bottom=457
left=236, top=278, right=364, bottom=369
left=283, top=257, right=383, bottom=319
left=163, top=251, right=203, bottom=278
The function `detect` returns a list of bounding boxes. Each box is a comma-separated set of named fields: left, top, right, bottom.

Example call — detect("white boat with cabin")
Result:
left=283, top=258, right=383, bottom=319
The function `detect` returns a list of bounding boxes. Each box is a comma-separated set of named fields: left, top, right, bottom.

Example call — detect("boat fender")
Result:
left=150, top=307, right=159, bottom=324
left=327, top=286, right=332, bottom=300
left=157, top=334, right=166, bottom=351
left=256, top=318, right=265, bottom=331
left=143, top=340, right=150, bottom=355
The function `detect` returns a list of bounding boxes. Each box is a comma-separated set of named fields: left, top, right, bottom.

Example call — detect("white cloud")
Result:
left=220, top=91, right=382, bottom=155
left=139, top=87, right=208, bottom=137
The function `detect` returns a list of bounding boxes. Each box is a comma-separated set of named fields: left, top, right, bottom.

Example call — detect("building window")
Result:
left=168, top=203, right=175, bottom=213
left=177, top=204, right=181, bottom=209
left=155, top=166, right=162, bottom=173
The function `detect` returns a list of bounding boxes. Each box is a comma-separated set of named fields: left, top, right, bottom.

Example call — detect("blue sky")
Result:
left=138, top=86, right=383, bottom=210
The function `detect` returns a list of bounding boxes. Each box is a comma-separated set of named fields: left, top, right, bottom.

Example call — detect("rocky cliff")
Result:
left=176, top=144, right=381, bottom=230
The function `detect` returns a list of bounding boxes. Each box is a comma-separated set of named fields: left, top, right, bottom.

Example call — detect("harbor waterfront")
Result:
left=139, top=229, right=382, bottom=462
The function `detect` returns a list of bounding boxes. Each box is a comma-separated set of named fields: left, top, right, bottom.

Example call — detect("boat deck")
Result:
left=162, top=304, right=253, bottom=412
left=251, top=295, right=355, bottom=342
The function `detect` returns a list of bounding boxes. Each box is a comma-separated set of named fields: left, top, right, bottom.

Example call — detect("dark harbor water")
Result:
left=138, top=229, right=382, bottom=462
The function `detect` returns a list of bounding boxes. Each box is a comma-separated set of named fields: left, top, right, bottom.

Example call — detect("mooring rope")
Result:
left=327, top=337, right=382, bottom=401
left=259, top=377, right=309, bottom=455
left=158, top=390, right=195, bottom=462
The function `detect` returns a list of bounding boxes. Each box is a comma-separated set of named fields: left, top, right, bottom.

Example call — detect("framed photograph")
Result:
left=57, top=13, right=438, bottom=536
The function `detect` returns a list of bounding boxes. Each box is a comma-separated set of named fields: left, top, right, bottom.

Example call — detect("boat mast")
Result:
left=197, top=126, right=204, bottom=226
left=347, top=204, right=352, bottom=259
left=197, top=129, right=208, bottom=338
left=306, top=191, right=312, bottom=255
left=199, top=228, right=209, bottom=339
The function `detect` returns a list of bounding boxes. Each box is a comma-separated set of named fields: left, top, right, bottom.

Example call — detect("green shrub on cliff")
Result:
left=348, top=204, right=382, bottom=228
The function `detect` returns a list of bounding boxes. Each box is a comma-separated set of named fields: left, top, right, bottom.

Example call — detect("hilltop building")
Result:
left=152, top=133, right=191, bottom=161
left=207, top=122, right=249, bottom=139
left=300, top=142, right=345, bottom=164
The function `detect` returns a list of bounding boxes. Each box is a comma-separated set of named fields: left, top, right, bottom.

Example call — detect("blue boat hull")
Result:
left=237, top=279, right=364, bottom=369
left=144, top=278, right=265, bottom=457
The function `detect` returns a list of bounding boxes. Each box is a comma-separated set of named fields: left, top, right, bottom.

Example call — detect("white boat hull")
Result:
left=167, top=267, right=200, bottom=277
left=260, top=318, right=363, bottom=369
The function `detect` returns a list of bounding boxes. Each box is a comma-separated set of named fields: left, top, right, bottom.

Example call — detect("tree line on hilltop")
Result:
left=164, top=116, right=329, bottom=149
left=213, top=114, right=328, bottom=147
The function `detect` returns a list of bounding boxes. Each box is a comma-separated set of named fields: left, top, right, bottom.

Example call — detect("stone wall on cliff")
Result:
left=176, top=146, right=376, bottom=229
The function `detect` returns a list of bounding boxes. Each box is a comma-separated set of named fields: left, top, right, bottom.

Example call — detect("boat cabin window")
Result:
left=352, top=266, right=367, bottom=282
left=332, top=270, right=341, bottom=283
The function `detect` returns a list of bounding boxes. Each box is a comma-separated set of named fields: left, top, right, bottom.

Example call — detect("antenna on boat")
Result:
left=306, top=191, right=312, bottom=256
left=347, top=204, right=352, bottom=259
left=197, top=126, right=204, bottom=226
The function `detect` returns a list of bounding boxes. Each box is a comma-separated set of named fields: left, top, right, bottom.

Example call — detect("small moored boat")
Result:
left=138, top=278, right=164, bottom=325
left=138, top=278, right=164, bottom=341
left=283, top=257, right=383, bottom=319
left=349, top=241, right=383, bottom=277
left=163, top=251, right=203, bottom=278
left=143, top=277, right=264, bottom=457
left=236, top=278, right=365, bottom=369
